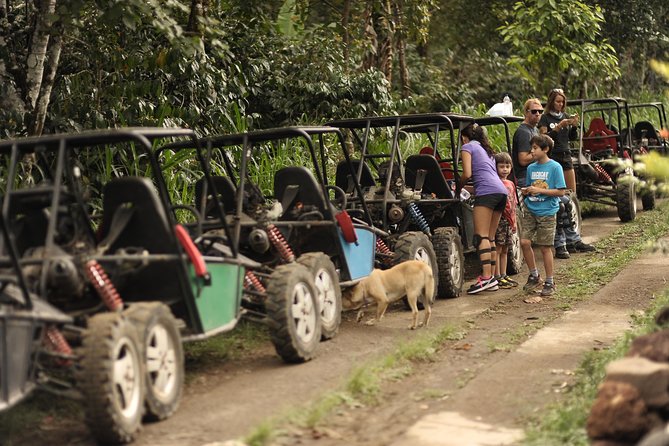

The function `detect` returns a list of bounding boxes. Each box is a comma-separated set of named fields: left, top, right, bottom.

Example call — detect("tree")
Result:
left=498, top=0, right=620, bottom=96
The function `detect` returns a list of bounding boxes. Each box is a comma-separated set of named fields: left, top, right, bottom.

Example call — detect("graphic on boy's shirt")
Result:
left=527, top=176, right=549, bottom=202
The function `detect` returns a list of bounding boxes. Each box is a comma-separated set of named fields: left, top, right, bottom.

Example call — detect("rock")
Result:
left=627, top=330, right=669, bottom=363
left=605, top=357, right=669, bottom=409
left=586, top=380, right=654, bottom=443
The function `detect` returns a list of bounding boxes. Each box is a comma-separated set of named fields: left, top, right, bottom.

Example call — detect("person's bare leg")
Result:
left=521, top=239, right=536, bottom=271
left=564, top=168, right=576, bottom=194
left=473, top=206, right=494, bottom=277
left=498, top=245, right=509, bottom=276
left=540, top=245, right=554, bottom=278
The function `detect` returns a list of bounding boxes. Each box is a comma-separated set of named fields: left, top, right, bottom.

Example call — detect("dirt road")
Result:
left=7, top=205, right=669, bottom=446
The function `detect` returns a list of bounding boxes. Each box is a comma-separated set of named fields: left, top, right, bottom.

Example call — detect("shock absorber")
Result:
left=594, top=164, right=613, bottom=184
left=85, top=260, right=123, bottom=311
left=376, top=238, right=394, bottom=266
left=266, top=224, right=295, bottom=263
left=43, top=326, right=73, bottom=366
left=407, top=202, right=431, bottom=235
left=244, top=271, right=266, bottom=293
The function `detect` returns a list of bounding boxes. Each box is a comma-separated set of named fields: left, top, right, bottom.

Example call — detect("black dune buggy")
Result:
left=568, top=97, right=653, bottom=222
left=0, top=128, right=321, bottom=444
left=326, top=113, right=482, bottom=298
left=628, top=101, right=668, bottom=155
left=160, top=126, right=385, bottom=342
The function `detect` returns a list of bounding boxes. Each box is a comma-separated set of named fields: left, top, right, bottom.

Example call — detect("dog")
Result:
left=341, top=260, right=434, bottom=330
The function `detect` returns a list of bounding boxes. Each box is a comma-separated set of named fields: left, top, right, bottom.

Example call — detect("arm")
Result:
left=459, top=150, right=472, bottom=188
left=517, top=150, right=534, bottom=167
left=521, top=186, right=566, bottom=197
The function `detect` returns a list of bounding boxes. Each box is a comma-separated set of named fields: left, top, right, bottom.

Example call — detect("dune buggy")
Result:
left=326, top=113, right=482, bottom=297
left=569, top=97, right=653, bottom=222
left=160, top=126, right=383, bottom=341
left=628, top=101, right=668, bottom=155
left=0, top=128, right=320, bottom=443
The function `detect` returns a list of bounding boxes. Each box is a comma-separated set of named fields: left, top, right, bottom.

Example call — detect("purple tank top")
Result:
left=461, top=141, right=508, bottom=196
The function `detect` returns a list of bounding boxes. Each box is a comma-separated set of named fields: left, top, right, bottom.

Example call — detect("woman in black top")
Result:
left=538, top=88, right=578, bottom=192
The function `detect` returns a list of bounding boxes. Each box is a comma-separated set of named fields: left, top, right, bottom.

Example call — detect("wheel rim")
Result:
left=569, top=202, right=581, bottom=235
left=146, top=324, right=178, bottom=402
left=414, top=247, right=431, bottom=266
left=449, top=240, right=462, bottom=284
left=112, top=336, right=143, bottom=419
left=291, top=282, right=318, bottom=344
left=510, top=232, right=522, bottom=266
left=314, top=267, right=337, bottom=326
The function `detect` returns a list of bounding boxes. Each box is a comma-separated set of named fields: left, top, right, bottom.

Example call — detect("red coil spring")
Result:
left=244, top=271, right=266, bottom=293
left=85, top=260, right=123, bottom=311
left=43, top=326, right=73, bottom=366
left=266, top=224, right=295, bottom=262
left=376, top=239, right=394, bottom=265
left=594, top=164, right=613, bottom=184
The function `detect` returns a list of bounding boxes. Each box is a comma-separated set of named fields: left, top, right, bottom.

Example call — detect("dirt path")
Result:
left=7, top=205, right=667, bottom=446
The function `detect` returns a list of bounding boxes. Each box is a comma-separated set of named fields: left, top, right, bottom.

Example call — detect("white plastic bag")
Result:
left=487, top=95, right=513, bottom=117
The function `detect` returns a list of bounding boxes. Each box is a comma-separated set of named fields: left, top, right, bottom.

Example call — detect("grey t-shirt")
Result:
left=512, top=123, right=538, bottom=186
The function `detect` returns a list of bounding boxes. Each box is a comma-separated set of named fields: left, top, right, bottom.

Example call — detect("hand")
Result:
left=520, top=187, right=529, bottom=196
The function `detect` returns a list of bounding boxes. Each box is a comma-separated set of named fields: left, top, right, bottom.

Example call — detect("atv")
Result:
left=0, top=128, right=319, bottom=444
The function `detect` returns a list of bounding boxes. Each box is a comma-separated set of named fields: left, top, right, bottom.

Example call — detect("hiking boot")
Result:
left=523, top=275, right=542, bottom=292
left=555, top=245, right=570, bottom=259
left=467, top=276, right=499, bottom=294
left=540, top=282, right=556, bottom=297
left=502, top=276, right=519, bottom=287
left=567, top=241, right=596, bottom=253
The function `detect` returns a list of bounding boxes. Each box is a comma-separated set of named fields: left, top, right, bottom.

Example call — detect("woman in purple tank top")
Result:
left=459, top=123, right=508, bottom=294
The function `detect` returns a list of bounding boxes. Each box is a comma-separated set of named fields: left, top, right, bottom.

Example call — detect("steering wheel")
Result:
left=325, top=185, right=348, bottom=211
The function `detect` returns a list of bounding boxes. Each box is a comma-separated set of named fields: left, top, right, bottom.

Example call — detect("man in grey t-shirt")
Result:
left=512, top=98, right=543, bottom=187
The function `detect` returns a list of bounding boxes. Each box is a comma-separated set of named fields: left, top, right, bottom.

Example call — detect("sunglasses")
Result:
left=528, top=109, right=543, bottom=115
left=551, top=88, right=564, bottom=94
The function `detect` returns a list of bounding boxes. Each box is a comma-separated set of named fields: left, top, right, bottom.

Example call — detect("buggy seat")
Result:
left=405, top=154, right=455, bottom=199
left=194, top=175, right=237, bottom=217
left=584, top=117, right=618, bottom=154
left=274, top=167, right=331, bottom=220
left=335, top=160, right=375, bottom=193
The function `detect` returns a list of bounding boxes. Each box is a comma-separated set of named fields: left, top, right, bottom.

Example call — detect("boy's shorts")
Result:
left=495, top=218, right=514, bottom=247
left=520, top=209, right=556, bottom=246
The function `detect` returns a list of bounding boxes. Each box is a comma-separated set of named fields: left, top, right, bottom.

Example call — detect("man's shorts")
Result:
left=495, top=218, right=514, bottom=247
left=550, top=151, right=574, bottom=170
left=474, top=193, right=507, bottom=212
left=520, top=209, right=557, bottom=246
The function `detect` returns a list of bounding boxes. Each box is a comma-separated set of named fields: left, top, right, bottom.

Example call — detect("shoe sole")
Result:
left=467, top=280, right=499, bottom=294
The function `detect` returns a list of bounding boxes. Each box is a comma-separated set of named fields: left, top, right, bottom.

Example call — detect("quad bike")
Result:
left=0, top=128, right=319, bottom=444
left=161, top=126, right=382, bottom=341
left=568, top=97, right=652, bottom=222
left=326, top=113, right=478, bottom=298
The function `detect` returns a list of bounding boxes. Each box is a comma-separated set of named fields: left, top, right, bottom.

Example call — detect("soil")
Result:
left=5, top=204, right=669, bottom=446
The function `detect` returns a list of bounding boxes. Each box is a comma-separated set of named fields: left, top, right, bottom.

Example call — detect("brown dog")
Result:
left=342, top=260, right=434, bottom=329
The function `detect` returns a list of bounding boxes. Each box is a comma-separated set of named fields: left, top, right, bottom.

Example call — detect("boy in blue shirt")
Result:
left=520, top=134, right=566, bottom=302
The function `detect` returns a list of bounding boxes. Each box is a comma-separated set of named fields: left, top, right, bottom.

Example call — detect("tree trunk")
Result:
left=31, top=33, right=62, bottom=136
left=342, top=0, right=351, bottom=69
left=361, top=2, right=377, bottom=72
left=377, top=0, right=394, bottom=83
left=25, top=0, right=57, bottom=112
left=394, top=0, right=410, bottom=98
left=187, top=0, right=208, bottom=35
left=0, top=0, right=7, bottom=19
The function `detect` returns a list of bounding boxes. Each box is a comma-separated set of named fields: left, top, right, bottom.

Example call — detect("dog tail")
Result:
left=424, top=267, right=435, bottom=306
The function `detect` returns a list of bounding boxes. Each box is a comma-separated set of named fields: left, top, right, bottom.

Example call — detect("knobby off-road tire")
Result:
left=77, top=312, right=145, bottom=444
left=124, top=302, right=184, bottom=421
left=569, top=196, right=583, bottom=237
left=432, top=227, right=464, bottom=298
left=641, top=190, right=656, bottom=211
left=297, top=253, right=342, bottom=341
left=616, top=175, right=637, bottom=222
left=393, top=231, right=438, bottom=306
left=266, top=263, right=321, bottom=363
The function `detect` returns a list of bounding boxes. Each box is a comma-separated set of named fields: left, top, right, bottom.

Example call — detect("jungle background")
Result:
left=0, top=0, right=668, bottom=139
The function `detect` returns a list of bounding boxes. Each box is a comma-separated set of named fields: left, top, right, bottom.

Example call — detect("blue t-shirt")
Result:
left=524, top=159, right=566, bottom=216
left=461, top=141, right=507, bottom=196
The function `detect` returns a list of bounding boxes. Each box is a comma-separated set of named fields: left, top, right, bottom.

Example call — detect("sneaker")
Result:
left=540, top=282, right=556, bottom=296
left=568, top=241, right=596, bottom=253
left=467, top=276, right=499, bottom=294
left=502, top=276, right=519, bottom=287
left=498, top=277, right=513, bottom=289
left=523, top=275, right=542, bottom=292
left=555, top=245, right=570, bottom=259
